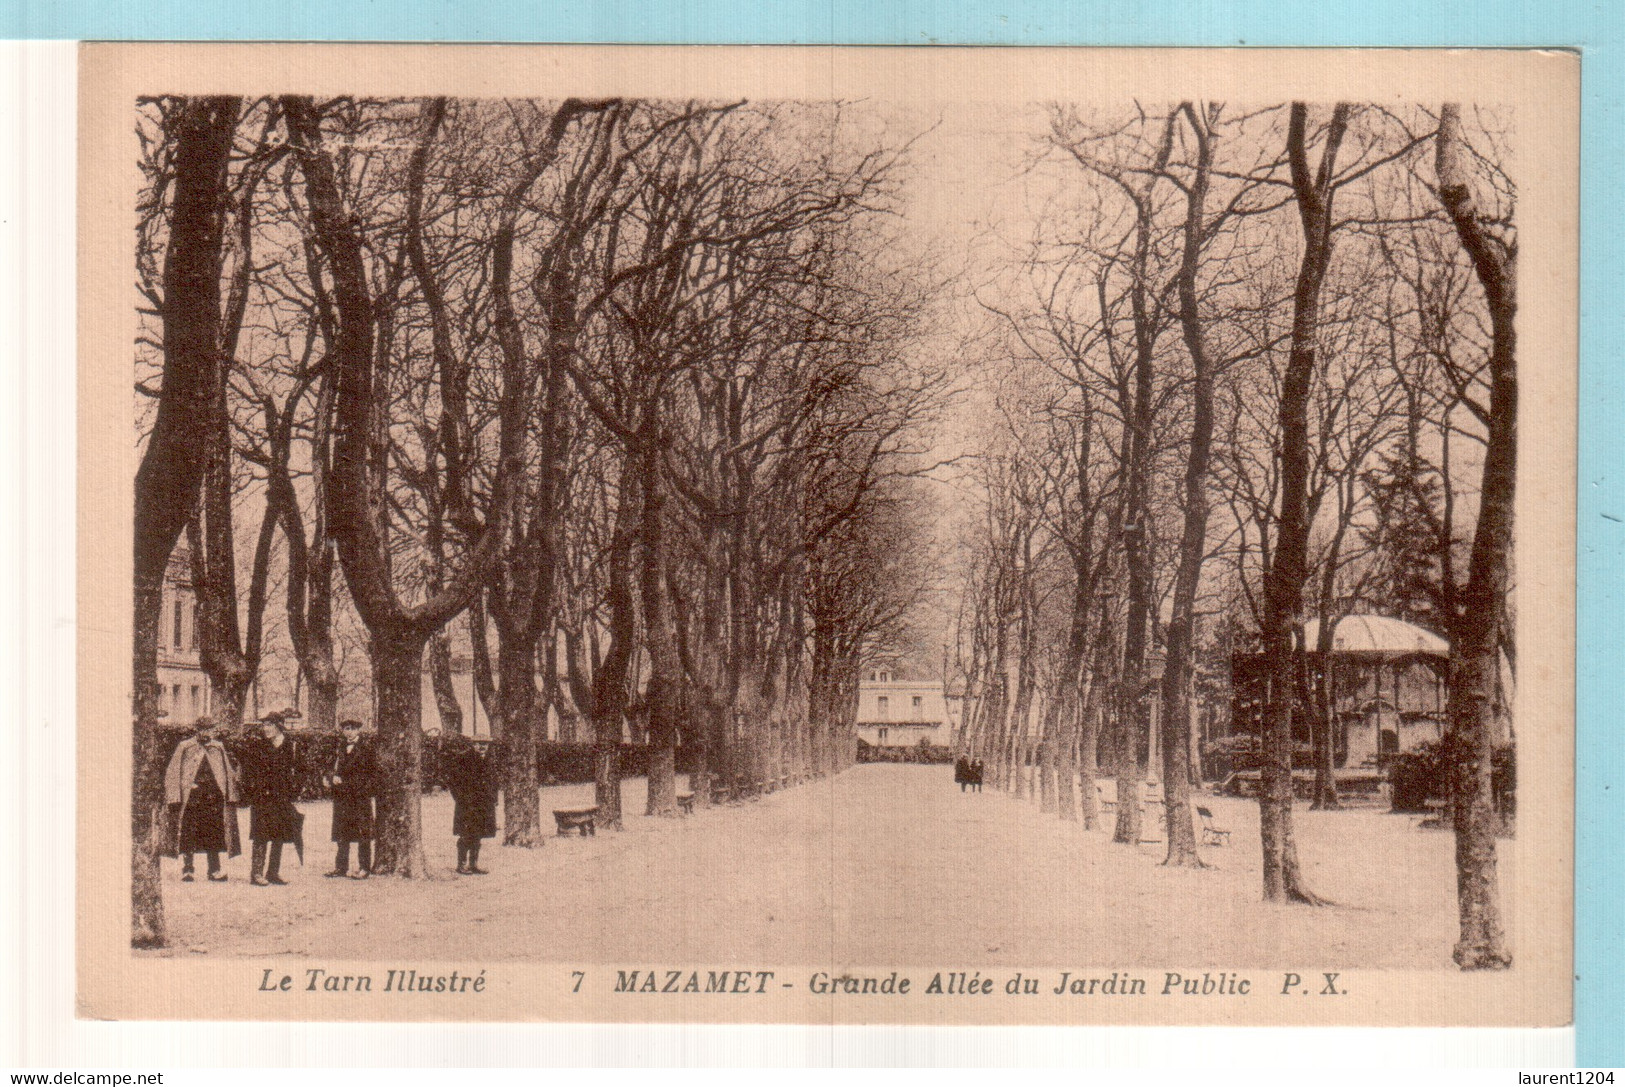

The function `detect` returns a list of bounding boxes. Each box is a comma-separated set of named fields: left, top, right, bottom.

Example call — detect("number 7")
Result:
left=571, top=971, right=584, bottom=993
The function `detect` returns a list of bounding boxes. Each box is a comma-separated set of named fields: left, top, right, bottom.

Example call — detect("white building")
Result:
left=854, top=668, right=957, bottom=748
left=155, top=544, right=213, bottom=724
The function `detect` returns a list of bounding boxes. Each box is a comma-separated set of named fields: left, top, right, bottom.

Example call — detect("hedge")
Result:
left=1389, top=738, right=1516, bottom=816
left=1200, top=734, right=1316, bottom=781
left=856, top=739, right=955, bottom=765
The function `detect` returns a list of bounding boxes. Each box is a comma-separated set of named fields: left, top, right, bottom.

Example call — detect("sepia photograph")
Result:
left=76, top=44, right=1577, bottom=1026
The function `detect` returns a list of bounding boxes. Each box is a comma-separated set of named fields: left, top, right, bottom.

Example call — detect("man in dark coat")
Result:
left=163, top=718, right=241, bottom=881
left=448, top=737, right=498, bottom=875
left=954, top=755, right=970, bottom=792
left=325, top=719, right=376, bottom=880
left=241, top=712, right=303, bottom=886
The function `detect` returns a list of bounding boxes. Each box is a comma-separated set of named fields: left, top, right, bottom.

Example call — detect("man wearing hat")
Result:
left=325, top=720, right=376, bottom=879
left=448, top=736, right=498, bottom=875
left=241, top=711, right=303, bottom=886
left=162, top=717, right=241, bottom=881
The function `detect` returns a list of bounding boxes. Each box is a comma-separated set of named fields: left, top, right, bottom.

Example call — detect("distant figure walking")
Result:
left=242, top=712, right=303, bottom=886
left=971, top=759, right=985, bottom=792
left=449, top=737, right=498, bottom=875
left=325, top=719, right=376, bottom=880
left=163, top=718, right=241, bottom=881
left=954, top=755, right=971, bottom=792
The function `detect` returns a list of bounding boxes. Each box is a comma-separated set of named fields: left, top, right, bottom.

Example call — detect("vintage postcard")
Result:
left=78, top=43, right=1576, bottom=1026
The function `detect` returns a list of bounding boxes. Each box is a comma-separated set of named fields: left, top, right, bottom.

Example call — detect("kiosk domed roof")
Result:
left=1301, top=614, right=1448, bottom=657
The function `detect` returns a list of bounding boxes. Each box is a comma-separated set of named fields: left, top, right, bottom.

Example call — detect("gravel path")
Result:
left=147, top=763, right=1485, bottom=968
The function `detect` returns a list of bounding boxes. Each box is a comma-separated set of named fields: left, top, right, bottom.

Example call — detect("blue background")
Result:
left=4, top=0, right=1619, bottom=1066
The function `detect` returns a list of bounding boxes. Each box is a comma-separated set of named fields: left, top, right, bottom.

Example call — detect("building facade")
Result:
left=854, top=668, right=957, bottom=748
left=155, top=544, right=212, bottom=724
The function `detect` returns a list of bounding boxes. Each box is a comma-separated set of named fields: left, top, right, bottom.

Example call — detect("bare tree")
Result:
left=474, top=98, right=624, bottom=846
left=282, top=96, right=529, bottom=876
left=1435, top=102, right=1516, bottom=970
left=1254, top=102, right=1352, bottom=904
left=131, top=95, right=240, bottom=946
left=1155, top=101, right=1223, bottom=865
left=1047, top=106, right=1185, bottom=847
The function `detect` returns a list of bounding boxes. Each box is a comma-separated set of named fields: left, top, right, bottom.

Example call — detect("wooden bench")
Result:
left=1196, top=805, right=1232, bottom=847
left=676, top=792, right=695, bottom=815
left=552, top=807, right=599, bottom=836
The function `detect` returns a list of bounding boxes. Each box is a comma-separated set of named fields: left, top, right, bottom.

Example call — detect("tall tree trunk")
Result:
left=542, top=631, right=568, bottom=743
left=808, top=626, right=839, bottom=778
left=1013, top=561, right=1038, bottom=802
left=1114, top=527, right=1150, bottom=844
left=1054, top=704, right=1077, bottom=821
left=189, top=388, right=260, bottom=724
left=593, top=713, right=625, bottom=831
left=277, top=371, right=340, bottom=733
left=1055, top=575, right=1091, bottom=825
left=563, top=625, right=597, bottom=750
left=985, top=694, right=1003, bottom=788
left=1436, top=101, right=1516, bottom=970
left=188, top=135, right=278, bottom=730
left=1158, top=102, right=1219, bottom=867
left=1113, top=169, right=1161, bottom=846
left=638, top=439, right=681, bottom=816
left=592, top=466, right=640, bottom=828
left=592, top=508, right=636, bottom=829
left=302, top=656, right=340, bottom=732
left=497, top=638, right=542, bottom=846
left=1309, top=600, right=1343, bottom=810
left=1258, top=102, right=1348, bottom=904
left=807, top=643, right=826, bottom=778
left=129, top=95, right=239, bottom=947
left=429, top=632, right=464, bottom=735
left=370, top=631, right=431, bottom=876
left=129, top=597, right=173, bottom=948
left=286, top=557, right=340, bottom=731
left=1078, top=678, right=1102, bottom=829
left=1038, top=713, right=1057, bottom=814
left=480, top=111, right=587, bottom=840
left=188, top=463, right=258, bottom=724
left=296, top=524, right=341, bottom=733
left=469, top=592, right=498, bottom=726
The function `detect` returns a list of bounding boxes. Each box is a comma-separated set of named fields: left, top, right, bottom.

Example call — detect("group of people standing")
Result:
left=953, top=755, right=985, bottom=793
left=161, top=713, right=502, bottom=883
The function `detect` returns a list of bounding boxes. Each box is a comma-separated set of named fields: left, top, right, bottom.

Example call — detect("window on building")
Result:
left=173, top=597, right=184, bottom=648
left=877, top=727, right=888, bottom=743
left=912, top=695, right=923, bottom=719
left=876, top=696, right=889, bottom=720
left=171, top=684, right=181, bottom=713
left=190, top=685, right=201, bottom=717
left=191, top=601, right=200, bottom=650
